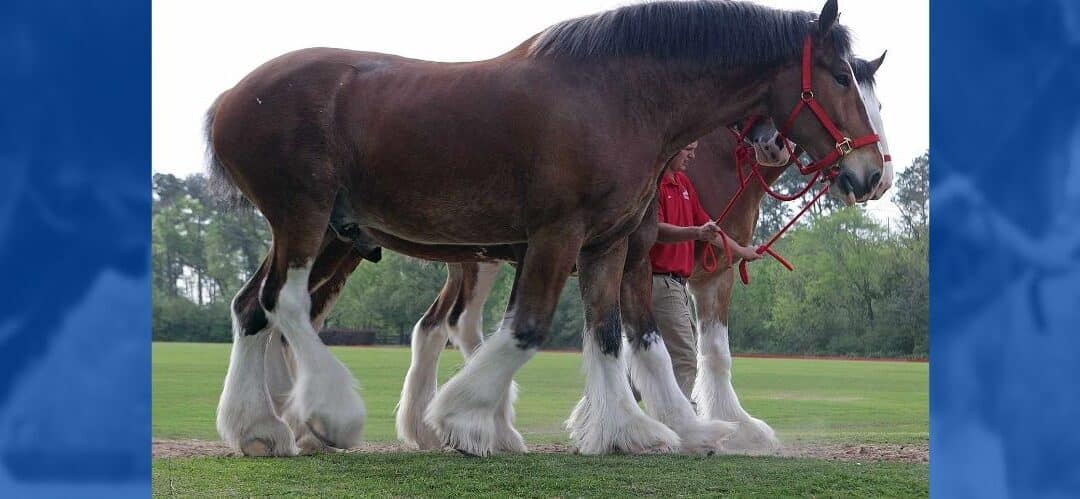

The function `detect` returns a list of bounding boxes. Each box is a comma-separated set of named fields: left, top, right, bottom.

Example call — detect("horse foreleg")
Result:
left=441, top=262, right=525, bottom=452
left=426, top=230, right=578, bottom=456
left=621, top=220, right=735, bottom=455
left=566, top=238, right=680, bottom=455
left=689, top=268, right=780, bottom=453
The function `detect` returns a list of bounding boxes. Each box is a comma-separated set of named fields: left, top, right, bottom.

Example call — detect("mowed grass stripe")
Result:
left=153, top=453, right=928, bottom=498
left=153, top=342, right=927, bottom=444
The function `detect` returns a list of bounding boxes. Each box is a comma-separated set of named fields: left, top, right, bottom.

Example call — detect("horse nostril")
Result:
left=839, top=170, right=856, bottom=194
left=869, top=171, right=882, bottom=189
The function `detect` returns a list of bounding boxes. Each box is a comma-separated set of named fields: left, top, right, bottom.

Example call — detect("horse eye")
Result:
left=834, top=73, right=850, bottom=87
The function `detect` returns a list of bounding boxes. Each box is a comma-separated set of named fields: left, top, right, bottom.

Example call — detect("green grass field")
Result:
left=153, top=342, right=928, bottom=497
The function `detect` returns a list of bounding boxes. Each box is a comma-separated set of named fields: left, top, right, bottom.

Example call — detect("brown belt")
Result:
left=653, top=272, right=687, bottom=285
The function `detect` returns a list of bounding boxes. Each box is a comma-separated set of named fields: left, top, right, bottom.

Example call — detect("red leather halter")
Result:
left=780, top=35, right=880, bottom=176
left=701, top=35, right=881, bottom=283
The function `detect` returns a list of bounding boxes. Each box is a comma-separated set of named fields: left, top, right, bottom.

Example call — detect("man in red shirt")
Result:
left=650, top=141, right=761, bottom=400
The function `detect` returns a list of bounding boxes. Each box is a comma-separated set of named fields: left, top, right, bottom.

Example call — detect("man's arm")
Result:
left=657, top=222, right=707, bottom=243
left=658, top=221, right=764, bottom=262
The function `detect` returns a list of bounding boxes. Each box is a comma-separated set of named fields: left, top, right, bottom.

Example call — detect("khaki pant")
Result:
left=651, top=274, right=697, bottom=401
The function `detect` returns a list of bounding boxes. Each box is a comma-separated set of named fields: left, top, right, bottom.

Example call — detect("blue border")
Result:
left=0, top=0, right=150, bottom=495
left=931, top=0, right=1080, bottom=496
left=3, top=0, right=1080, bottom=495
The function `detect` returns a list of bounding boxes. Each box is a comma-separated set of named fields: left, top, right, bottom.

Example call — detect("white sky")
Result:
left=153, top=0, right=927, bottom=223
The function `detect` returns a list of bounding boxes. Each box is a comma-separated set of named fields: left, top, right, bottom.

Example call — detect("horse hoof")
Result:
left=304, top=412, right=363, bottom=450
left=240, top=436, right=298, bottom=457
left=296, top=433, right=333, bottom=455
left=454, top=447, right=481, bottom=457
left=230, top=416, right=299, bottom=457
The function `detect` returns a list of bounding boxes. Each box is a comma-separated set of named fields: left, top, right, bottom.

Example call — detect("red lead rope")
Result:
left=701, top=35, right=879, bottom=284
left=701, top=135, right=839, bottom=284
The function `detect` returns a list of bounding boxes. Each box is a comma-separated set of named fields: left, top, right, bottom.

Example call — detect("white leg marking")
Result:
left=395, top=320, right=449, bottom=449
left=264, top=329, right=294, bottom=415
left=265, top=328, right=329, bottom=454
left=443, top=263, right=524, bottom=452
left=269, top=264, right=365, bottom=450
left=217, top=321, right=298, bottom=456
left=425, top=323, right=530, bottom=456
left=566, top=336, right=680, bottom=455
left=628, top=330, right=736, bottom=455
left=448, top=262, right=500, bottom=359
left=692, top=321, right=779, bottom=453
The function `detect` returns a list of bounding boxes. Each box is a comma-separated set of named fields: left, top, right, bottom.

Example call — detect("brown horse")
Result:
left=688, top=55, right=890, bottom=449
left=393, top=55, right=890, bottom=453
left=208, top=0, right=882, bottom=457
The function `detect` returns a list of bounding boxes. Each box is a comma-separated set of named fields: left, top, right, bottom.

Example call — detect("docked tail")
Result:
left=204, top=92, right=253, bottom=210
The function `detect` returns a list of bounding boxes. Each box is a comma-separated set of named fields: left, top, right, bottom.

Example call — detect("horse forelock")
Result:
left=850, top=57, right=878, bottom=87
left=527, top=0, right=852, bottom=68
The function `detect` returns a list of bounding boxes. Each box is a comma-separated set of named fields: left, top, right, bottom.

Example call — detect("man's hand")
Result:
left=696, top=221, right=722, bottom=242
left=699, top=222, right=764, bottom=262
left=730, top=241, right=764, bottom=262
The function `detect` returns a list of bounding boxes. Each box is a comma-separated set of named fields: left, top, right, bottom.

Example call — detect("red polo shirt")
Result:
left=650, top=172, right=712, bottom=277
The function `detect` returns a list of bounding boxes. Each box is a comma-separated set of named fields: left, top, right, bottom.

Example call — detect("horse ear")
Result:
left=817, top=0, right=839, bottom=37
left=869, top=50, right=887, bottom=75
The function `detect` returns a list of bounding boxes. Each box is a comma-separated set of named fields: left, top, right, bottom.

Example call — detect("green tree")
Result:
left=755, top=165, right=846, bottom=241
left=894, top=151, right=929, bottom=239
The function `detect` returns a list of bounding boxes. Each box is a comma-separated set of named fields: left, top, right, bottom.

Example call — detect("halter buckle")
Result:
left=800, top=90, right=815, bottom=102
left=835, top=138, right=853, bottom=156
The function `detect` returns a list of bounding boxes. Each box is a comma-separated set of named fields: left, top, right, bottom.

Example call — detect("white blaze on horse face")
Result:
left=861, top=80, right=893, bottom=200
left=829, top=67, right=885, bottom=205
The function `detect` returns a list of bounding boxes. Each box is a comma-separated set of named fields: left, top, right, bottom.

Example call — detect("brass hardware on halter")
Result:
left=836, top=138, right=853, bottom=155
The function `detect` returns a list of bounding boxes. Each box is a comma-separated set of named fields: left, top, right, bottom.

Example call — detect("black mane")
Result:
left=528, top=0, right=852, bottom=68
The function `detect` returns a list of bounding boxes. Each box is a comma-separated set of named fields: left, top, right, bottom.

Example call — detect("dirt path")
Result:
left=153, top=439, right=927, bottom=463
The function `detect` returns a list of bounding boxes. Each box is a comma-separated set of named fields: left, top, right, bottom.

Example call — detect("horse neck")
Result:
left=589, top=59, right=776, bottom=155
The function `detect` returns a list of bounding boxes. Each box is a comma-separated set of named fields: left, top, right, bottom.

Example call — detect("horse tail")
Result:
left=204, top=91, right=253, bottom=211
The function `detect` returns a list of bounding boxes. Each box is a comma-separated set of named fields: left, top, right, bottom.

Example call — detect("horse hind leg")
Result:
left=395, top=263, right=459, bottom=449
left=261, top=203, right=366, bottom=451
left=566, top=238, right=680, bottom=455
left=271, top=237, right=365, bottom=454
left=446, top=262, right=501, bottom=358
left=217, top=253, right=300, bottom=457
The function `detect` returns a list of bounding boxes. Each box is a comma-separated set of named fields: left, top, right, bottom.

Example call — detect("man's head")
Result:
left=667, top=141, right=698, bottom=174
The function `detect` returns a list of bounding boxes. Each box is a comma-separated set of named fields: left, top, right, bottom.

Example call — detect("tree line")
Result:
left=153, top=152, right=928, bottom=357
